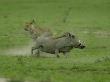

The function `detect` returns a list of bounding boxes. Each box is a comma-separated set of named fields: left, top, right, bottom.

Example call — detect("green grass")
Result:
left=0, top=0, right=110, bottom=82
left=0, top=56, right=110, bottom=82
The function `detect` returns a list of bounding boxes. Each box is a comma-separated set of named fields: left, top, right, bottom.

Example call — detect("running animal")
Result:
left=31, top=32, right=85, bottom=57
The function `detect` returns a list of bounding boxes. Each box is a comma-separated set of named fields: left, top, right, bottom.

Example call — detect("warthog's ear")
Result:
left=64, top=32, right=71, bottom=37
left=65, top=32, right=75, bottom=38
left=71, top=35, right=75, bottom=38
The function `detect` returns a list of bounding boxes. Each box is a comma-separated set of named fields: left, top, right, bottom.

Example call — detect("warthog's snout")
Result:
left=78, top=43, right=86, bottom=49
left=80, top=45, right=86, bottom=49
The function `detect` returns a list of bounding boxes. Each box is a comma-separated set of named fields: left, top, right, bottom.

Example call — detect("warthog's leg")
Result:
left=63, top=52, right=66, bottom=55
left=35, top=49, right=40, bottom=57
left=31, top=46, right=37, bottom=55
left=31, top=47, right=40, bottom=57
left=63, top=52, right=68, bottom=58
left=35, top=45, right=44, bottom=57
left=32, top=45, right=43, bottom=57
left=55, top=49, right=60, bottom=58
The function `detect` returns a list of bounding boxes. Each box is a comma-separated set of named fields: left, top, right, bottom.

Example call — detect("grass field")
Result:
left=0, top=0, right=110, bottom=82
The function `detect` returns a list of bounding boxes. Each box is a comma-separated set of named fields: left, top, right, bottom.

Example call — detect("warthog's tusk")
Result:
left=79, top=40, right=81, bottom=43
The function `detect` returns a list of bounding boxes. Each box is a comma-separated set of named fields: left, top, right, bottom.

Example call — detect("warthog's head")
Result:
left=74, top=40, right=86, bottom=49
left=63, top=32, right=86, bottom=49
left=72, top=36, right=85, bottom=49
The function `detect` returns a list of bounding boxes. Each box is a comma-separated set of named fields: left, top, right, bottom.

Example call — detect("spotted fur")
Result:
left=24, top=20, right=52, bottom=40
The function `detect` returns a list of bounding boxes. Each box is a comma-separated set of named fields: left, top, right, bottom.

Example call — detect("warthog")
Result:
left=31, top=32, right=85, bottom=57
left=24, top=20, right=52, bottom=40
